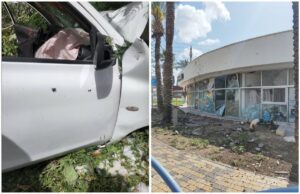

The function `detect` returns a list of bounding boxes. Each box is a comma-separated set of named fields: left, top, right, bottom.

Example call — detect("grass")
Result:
left=171, top=98, right=185, bottom=106
left=2, top=130, right=149, bottom=192
left=152, top=98, right=185, bottom=107
left=170, top=136, right=209, bottom=150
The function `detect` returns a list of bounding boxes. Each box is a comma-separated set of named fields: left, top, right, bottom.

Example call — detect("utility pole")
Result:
left=189, top=46, right=192, bottom=62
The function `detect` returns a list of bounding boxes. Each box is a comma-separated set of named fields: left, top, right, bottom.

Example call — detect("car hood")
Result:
left=99, top=2, right=149, bottom=43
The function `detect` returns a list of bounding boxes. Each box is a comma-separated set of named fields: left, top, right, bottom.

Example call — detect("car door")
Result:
left=88, top=2, right=149, bottom=142
left=2, top=2, right=121, bottom=171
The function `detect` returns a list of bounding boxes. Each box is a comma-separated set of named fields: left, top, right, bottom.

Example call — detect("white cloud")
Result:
left=175, top=2, right=230, bottom=43
left=177, top=47, right=203, bottom=61
left=198, top=38, right=220, bottom=46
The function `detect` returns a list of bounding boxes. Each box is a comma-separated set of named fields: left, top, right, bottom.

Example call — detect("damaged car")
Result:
left=2, top=2, right=149, bottom=172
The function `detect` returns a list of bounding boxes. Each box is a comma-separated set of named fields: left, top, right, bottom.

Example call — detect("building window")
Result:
left=288, top=88, right=295, bottom=122
left=199, top=91, right=214, bottom=113
left=289, top=68, right=294, bottom=85
left=226, top=74, right=240, bottom=88
left=262, top=69, right=287, bottom=86
left=262, top=104, right=287, bottom=122
left=263, top=88, right=285, bottom=103
left=225, top=89, right=239, bottom=117
left=215, top=90, right=225, bottom=115
left=244, top=71, right=261, bottom=87
left=215, top=76, right=226, bottom=88
left=241, top=88, right=261, bottom=120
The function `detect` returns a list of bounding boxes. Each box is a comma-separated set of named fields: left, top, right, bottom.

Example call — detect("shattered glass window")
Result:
left=225, top=89, right=239, bottom=117
left=215, top=76, right=226, bottom=88
left=197, top=80, right=209, bottom=90
left=288, top=88, right=295, bottom=122
left=262, top=70, right=287, bottom=86
left=241, top=89, right=261, bottom=120
left=215, top=90, right=225, bottom=115
left=226, top=74, right=240, bottom=88
left=199, top=90, right=214, bottom=113
left=244, top=71, right=261, bottom=87
left=262, top=104, right=287, bottom=122
left=289, top=68, right=294, bottom=85
left=263, top=88, right=285, bottom=102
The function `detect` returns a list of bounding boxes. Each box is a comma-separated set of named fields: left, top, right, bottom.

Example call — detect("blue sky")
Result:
left=151, top=1, right=293, bottom=71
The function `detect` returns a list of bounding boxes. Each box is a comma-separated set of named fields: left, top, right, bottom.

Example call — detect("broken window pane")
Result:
left=289, top=68, right=294, bottom=85
left=197, top=79, right=209, bottom=90
left=244, top=71, right=261, bottom=87
left=225, top=89, right=239, bottom=117
left=187, top=92, right=192, bottom=107
left=262, top=69, right=287, bottom=86
left=199, top=90, right=214, bottom=113
left=191, top=92, right=197, bottom=108
left=263, top=88, right=285, bottom=102
left=215, top=76, right=226, bottom=88
left=215, top=90, right=225, bottom=115
left=226, top=74, right=240, bottom=88
left=288, top=88, right=295, bottom=122
left=262, top=104, right=287, bottom=122
left=241, top=89, right=261, bottom=120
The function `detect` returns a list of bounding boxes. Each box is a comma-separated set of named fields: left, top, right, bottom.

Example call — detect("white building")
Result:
left=178, top=30, right=295, bottom=123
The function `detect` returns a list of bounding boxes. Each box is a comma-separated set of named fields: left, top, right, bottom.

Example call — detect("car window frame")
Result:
left=2, top=2, right=94, bottom=65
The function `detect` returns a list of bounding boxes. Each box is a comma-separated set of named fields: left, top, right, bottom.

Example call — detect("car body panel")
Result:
left=2, top=62, right=121, bottom=172
left=111, top=39, right=149, bottom=142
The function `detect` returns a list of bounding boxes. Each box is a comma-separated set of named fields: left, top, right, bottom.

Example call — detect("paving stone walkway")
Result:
left=151, top=138, right=289, bottom=192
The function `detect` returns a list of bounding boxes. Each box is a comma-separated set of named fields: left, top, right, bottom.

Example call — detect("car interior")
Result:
left=2, top=2, right=114, bottom=68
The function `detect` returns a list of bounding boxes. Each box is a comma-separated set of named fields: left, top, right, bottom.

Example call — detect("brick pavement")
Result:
left=151, top=138, right=289, bottom=192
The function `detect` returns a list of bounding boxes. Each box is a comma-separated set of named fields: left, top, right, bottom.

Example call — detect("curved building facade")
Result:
left=178, top=30, right=295, bottom=123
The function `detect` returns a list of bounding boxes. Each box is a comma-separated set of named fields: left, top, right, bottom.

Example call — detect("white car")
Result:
left=2, top=2, right=149, bottom=172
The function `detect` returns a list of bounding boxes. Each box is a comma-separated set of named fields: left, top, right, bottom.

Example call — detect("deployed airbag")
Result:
left=35, top=28, right=89, bottom=60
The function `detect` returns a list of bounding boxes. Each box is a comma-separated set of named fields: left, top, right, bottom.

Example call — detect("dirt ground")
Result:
left=152, top=108, right=298, bottom=180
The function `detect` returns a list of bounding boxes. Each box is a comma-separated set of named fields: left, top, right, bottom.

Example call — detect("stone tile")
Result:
left=151, top=138, right=289, bottom=192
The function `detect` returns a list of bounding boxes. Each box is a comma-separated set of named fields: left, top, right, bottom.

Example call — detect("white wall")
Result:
left=179, top=30, right=293, bottom=87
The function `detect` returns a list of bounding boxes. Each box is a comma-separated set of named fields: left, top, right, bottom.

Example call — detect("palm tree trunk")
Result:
left=162, top=2, right=175, bottom=124
left=290, top=1, right=298, bottom=182
left=155, top=36, right=164, bottom=111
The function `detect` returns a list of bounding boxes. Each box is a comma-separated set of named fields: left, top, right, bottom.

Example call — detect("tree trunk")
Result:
left=154, top=35, right=164, bottom=111
left=290, top=1, right=298, bottom=183
left=162, top=2, right=175, bottom=124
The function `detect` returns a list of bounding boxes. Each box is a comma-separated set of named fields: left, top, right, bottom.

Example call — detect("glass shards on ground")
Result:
left=2, top=129, right=149, bottom=192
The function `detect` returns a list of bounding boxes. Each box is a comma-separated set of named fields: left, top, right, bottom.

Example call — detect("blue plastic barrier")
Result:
left=151, top=157, right=182, bottom=192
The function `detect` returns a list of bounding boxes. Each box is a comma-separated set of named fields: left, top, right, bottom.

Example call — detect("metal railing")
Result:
left=151, top=157, right=182, bottom=192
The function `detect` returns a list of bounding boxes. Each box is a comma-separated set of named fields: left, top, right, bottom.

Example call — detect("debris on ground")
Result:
left=250, top=118, right=260, bottom=130
left=133, top=182, right=149, bottom=192
left=283, top=136, right=296, bottom=143
left=108, top=160, right=129, bottom=176
left=152, top=108, right=296, bottom=179
left=276, top=123, right=295, bottom=137
left=2, top=129, right=149, bottom=192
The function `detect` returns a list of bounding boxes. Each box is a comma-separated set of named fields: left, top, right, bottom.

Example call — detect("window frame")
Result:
left=2, top=2, right=94, bottom=65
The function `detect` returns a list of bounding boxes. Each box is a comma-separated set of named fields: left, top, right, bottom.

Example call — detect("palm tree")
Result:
left=152, top=2, right=164, bottom=112
left=174, top=59, right=189, bottom=70
left=162, top=2, right=175, bottom=124
left=290, top=1, right=298, bottom=182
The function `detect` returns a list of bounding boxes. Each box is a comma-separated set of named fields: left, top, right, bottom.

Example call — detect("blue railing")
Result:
left=260, top=186, right=298, bottom=192
left=151, top=157, right=182, bottom=192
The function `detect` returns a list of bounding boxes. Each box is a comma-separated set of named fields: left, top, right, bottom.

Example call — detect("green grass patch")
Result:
left=2, top=130, right=149, bottom=192
left=171, top=98, right=185, bottom=106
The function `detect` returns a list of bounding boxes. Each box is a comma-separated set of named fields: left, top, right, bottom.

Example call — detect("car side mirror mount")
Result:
left=94, top=33, right=115, bottom=70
